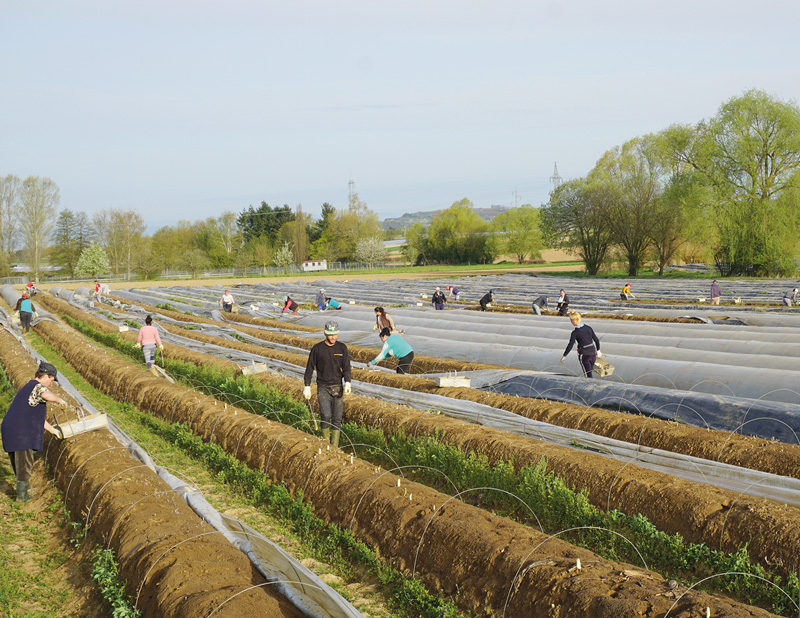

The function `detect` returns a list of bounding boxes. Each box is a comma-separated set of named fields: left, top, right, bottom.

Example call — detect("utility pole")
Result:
left=512, top=188, right=520, bottom=208
left=348, top=173, right=356, bottom=207
left=550, top=162, right=563, bottom=189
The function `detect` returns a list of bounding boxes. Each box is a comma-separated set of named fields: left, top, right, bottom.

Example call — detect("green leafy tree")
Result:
left=491, top=205, right=542, bottom=264
left=245, top=236, right=273, bottom=275
left=179, top=248, right=210, bottom=279
left=403, top=223, right=429, bottom=266
left=540, top=178, right=615, bottom=275
left=238, top=202, right=294, bottom=245
left=135, top=238, right=162, bottom=280
left=427, top=199, right=495, bottom=264
left=309, top=202, right=335, bottom=244
left=51, top=209, right=95, bottom=277
left=664, top=89, right=800, bottom=275
left=327, top=195, right=382, bottom=261
left=75, top=242, right=110, bottom=279
left=151, top=222, right=197, bottom=273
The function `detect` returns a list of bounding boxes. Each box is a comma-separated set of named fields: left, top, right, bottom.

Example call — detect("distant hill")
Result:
left=382, top=205, right=510, bottom=230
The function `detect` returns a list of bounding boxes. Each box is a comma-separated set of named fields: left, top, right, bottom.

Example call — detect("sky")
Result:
left=2, top=0, right=800, bottom=231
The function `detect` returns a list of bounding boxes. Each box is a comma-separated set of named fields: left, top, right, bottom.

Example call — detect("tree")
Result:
left=238, top=202, right=294, bottom=245
left=273, top=241, right=295, bottom=274
left=0, top=174, right=21, bottom=273
left=491, top=205, right=542, bottom=264
left=75, top=242, right=111, bottom=279
left=354, top=236, right=388, bottom=268
left=246, top=236, right=274, bottom=275
left=540, top=178, right=615, bottom=275
left=326, top=195, right=382, bottom=261
left=179, top=248, right=210, bottom=279
left=664, top=90, right=800, bottom=275
left=404, top=223, right=429, bottom=266
left=135, top=239, right=162, bottom=280
left=151, top=222, right=197, bottom=273
left=427, top=199, right=495, bottom=264
left=309, top=202, right=335, bottom=244
left=591, top=135, right=665, bottom=276
left=51, top=209, right=94, bottom=277
left=93, top=208, right=147, bottom=279
left=19, top=176, right=60, bottom=281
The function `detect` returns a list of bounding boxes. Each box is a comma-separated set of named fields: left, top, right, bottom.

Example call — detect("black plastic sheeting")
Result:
left=484, top=373, right=800, bottom=444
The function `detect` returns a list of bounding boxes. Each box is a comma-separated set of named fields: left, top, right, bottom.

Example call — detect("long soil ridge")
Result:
left=28, top=310, right=779, bottom=617
left=0, top=328, right=306, bottom=618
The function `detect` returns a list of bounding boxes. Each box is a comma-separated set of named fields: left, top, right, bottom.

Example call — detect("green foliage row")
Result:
left=90, top=549, right=142, bottom=618
left=60, top=314, right=800, bottom=615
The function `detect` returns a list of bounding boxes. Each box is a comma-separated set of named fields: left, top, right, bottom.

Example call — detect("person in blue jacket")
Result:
left=324, top=297, right=342, bottom=310
left=370, top=328, right=415, bottom=374
left=14, top=292, right=36, bottom=333
left=1, top=361, right=65, bottom=501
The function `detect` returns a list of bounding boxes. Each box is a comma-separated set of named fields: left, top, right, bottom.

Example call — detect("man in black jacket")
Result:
left=303, top=321, right=352, bottom=447
left=432, top=287, right=447, bottom=310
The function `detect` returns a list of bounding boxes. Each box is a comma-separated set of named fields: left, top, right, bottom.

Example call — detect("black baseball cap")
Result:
left=38, top=361, right=59, bottom=383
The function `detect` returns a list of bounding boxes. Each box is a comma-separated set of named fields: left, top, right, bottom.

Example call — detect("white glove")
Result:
left=560, top=357, right=565, bottom=364
left=597, top=351, right=602, bottom=357
left=135, top=342, right=142, bottom=349
left=344, top=382, right=351, bottom=395
left=303, top=386, right=311, bottom=400
left=158, top=345, right=164, bottom=351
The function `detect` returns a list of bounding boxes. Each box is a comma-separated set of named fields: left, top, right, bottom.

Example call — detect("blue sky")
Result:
left=2, top=1, right=799, bottom=231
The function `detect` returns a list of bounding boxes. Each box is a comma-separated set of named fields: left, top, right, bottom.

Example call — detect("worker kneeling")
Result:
left=370, top=328, right=415, bottom=374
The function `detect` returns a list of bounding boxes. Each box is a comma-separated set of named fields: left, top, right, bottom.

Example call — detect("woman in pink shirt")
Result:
left=135, top=315, right=164, bottom=369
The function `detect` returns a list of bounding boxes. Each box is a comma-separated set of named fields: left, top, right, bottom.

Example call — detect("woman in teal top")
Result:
left=370, top=328, right=414, bottom=374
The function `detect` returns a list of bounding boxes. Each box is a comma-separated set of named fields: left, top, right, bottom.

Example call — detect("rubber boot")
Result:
left=16, top=481, right=30, bottom=502
left=321, top=428, right=331, bottom=443
left=331, top=430, right=340, bottom=448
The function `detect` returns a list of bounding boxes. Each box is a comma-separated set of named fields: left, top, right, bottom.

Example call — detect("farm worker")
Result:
left=324, top=297, right=342, bottom=310
left=94, top=280, right=102, bottom=302
left=620, top=283, right=635, bottom=300
left=135, top=315, right=164, bottom=371
left=282, top=295, right=299, bottom=315
left=432, top=287, right=447, bottom=310
left=370, top=328, right=415, bottom=374
left=710, top=280, right=721, bottom=305
left=374, top=307, right=396, bottom=333
left=25, top=281, right=35, bottom=296
left=783, top=288, right=799, bottom=307
left=479, top=290, right=494, bottom=311
left=1, top=361, right=66, bottom=502
left=303, top=321, right=352, bottom=447
left=531, top=295, right=548, bottom=315
left=561, top=312, right=602, bottom=378
left=556, top=289, right=570, bottom=316
left=315, top=288, right=327, bottom=311
left=219, top=290, right=235, bottom=312
left=446, top=285, right=460, bottom=301
left=15, top=293, right=36, bottom=333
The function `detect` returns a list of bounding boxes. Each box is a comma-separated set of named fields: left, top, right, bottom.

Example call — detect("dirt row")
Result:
left=30, top=306, right=777, bottom=616
left=0, top=328, right=306, bottom=618
left=35, top=294, right=800, bottom=579
left=81, top=293, right=800, bottom=480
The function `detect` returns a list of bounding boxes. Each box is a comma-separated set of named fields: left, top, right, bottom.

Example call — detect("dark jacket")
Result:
left=480, top=292, right=494, bottom=305
left=304, top=340, right=352, bottom=387
left=563, top=324, right=600, bottom=357
left=1, top=380, right=48, bottom=453
left=432, top=291, right=446, bottom=305
left=532, top=295, right=548, bottom=308
left=282, top=297, right=298, bottom=312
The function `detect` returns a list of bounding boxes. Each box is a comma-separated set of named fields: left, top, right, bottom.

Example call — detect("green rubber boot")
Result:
left=16, top=481, right=30, bottom=502
left=331, top=430, right=340, bottom=448
left=321, top=428, right=331, bottom=443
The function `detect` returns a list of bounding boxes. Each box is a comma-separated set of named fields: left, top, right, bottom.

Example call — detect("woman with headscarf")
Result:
left=282, top=295, right=299, bottom=314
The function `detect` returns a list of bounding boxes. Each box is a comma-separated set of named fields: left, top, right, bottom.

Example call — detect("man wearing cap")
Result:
left=370, top=328, right=414, bottom=374
left=783, top=288, right=799, bottom=307
left=432, top=287, right=446, bottom=310
left=1, top=361, right=66, bottom=502
left=479, top=289, right=495, bottom=311
left=219, top=290, right=235, bottom=312
left=303, top=321, right=352, bottom=447
left=315, top=288, right=327, bottom=311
